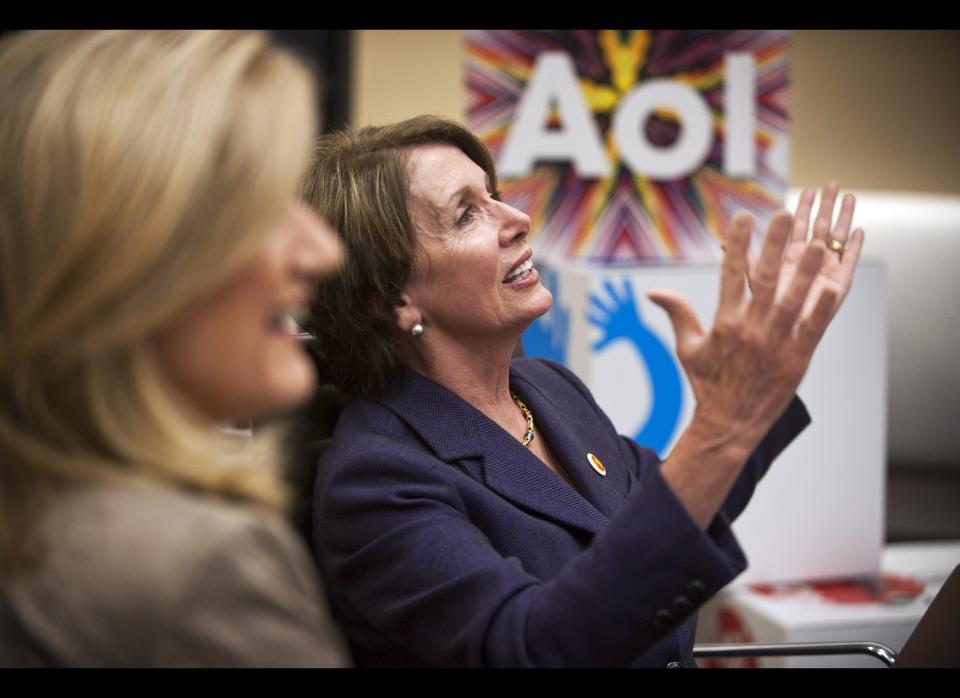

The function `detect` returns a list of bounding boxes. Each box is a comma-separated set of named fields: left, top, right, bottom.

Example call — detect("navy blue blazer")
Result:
left=312, top=358, right=810, bottom=667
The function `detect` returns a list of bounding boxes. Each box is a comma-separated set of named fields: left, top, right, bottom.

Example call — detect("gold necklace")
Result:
left=510, top=392, right=535, bottom=448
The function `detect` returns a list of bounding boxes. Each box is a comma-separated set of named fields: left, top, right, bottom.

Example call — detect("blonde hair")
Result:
left=0, top=30, right=317, bottom=572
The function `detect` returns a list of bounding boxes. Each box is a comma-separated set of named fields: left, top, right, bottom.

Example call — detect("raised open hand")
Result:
left=646, top=205, right=861, bottom=445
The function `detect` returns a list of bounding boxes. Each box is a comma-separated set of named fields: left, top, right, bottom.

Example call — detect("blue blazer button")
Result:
left=653, top=609, right=674, bottom=628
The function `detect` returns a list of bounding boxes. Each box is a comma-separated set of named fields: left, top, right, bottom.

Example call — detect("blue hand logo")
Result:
left=588, top=278, right=684, bottom=457
left=522, top=267, right=569, bottom=365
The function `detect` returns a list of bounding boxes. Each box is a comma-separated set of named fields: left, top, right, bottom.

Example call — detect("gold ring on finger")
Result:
left=827, top=238, right=845, bottom=257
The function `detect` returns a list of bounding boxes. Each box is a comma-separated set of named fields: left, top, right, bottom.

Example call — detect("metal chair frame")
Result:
left=693, top=641, right=898, bottom=667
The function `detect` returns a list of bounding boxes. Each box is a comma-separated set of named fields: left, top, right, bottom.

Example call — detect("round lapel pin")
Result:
left=587, top=453, right=606, bottom=476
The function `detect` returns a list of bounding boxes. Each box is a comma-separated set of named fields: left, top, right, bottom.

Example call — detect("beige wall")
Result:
left=352, top=30, right=960, bottom=194
left=352, top=31, right=464, bottom=126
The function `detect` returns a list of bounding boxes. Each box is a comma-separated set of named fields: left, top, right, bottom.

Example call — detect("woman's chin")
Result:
left=529, top=283, right=554, bottom=317
left=250, top=352, right=318, bottom=420
left=512, top=284, right=554, bottom=331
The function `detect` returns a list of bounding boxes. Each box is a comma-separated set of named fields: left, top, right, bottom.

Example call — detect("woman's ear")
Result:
left=393, top=292, right=422, bottom=334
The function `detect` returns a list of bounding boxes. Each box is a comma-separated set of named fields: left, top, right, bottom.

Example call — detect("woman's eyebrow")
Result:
left=445, top=184, right=473, bottom=207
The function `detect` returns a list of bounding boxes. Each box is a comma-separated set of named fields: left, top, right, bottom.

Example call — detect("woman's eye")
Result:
left=456, top=205, right=476, bottom=227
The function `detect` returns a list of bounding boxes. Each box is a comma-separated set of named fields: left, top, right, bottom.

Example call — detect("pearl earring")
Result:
left=410, top=323, right=424, bottom=337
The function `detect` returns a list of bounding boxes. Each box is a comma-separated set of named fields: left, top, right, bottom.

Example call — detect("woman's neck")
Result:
left=400, top=330, right=521, bottom=425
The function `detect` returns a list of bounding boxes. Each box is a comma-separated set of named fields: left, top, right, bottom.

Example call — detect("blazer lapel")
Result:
left=472, top=415, right=609, bottom=536
left=509, top=364, right=633, bottom=522
left=378, top=368, right=608, bottom=536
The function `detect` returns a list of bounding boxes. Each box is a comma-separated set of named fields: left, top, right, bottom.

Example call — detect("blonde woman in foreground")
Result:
left=0, top=30, right=349, bottom=667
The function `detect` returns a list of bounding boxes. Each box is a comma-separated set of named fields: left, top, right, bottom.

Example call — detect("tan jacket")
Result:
left=0, top=478, right=350, bottom=667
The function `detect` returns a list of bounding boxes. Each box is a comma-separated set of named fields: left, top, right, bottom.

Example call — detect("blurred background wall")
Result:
left=351, top=30, right=960, bottom=195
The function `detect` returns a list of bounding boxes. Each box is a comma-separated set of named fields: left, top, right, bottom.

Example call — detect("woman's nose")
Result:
left=293, top=202, right=343, bottom=278
left=499, top=201, right=531, bottom=247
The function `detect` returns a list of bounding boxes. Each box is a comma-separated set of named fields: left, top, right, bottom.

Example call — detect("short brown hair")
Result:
left=301, top=115, right=498, bottom=399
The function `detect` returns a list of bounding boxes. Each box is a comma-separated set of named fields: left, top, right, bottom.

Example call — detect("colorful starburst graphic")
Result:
left=466, top=30, right=791, bottom=263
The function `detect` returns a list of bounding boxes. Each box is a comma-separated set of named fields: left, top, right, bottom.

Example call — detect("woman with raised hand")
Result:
left=301, top=116, right=863, bottom=667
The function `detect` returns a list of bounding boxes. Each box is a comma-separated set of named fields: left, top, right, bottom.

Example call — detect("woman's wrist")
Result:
left=685, top=405, right=767, bottom=460
left=658, top=412, right=761, bottom=529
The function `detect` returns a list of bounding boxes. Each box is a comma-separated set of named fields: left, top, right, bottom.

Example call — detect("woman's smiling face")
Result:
left=400, top=144, right=553, bottom=342
left=153, top=202, right=342, bottom=424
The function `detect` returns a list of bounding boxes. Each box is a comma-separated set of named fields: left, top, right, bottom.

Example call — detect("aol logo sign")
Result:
left=523, top=271, right=684, bottom=457
left=498, top=51, right=758, bottom=181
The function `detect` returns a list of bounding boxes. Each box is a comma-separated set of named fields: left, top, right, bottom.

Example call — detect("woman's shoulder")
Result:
left=42, top=477, right=299, bottom=570
left=329, top=390, right=442, bottom=457
left=3, top=477, right=347, bottom=666
left=315, top=383, right=487, bottom=505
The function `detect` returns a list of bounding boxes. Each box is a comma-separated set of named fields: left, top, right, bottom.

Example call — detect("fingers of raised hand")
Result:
left=719, top=212, right=753, bottom=313
left=839, top=227, right=866, bottom=277
left=813, top=226, right=865, bottom=320
left=812, top=181, right=841, bottom=243
left=647, top=288, right=704, bottom=356
left=747, top=212, right=793, bottom=320
left=795, top=286, right=840, bottom=357
left=792, top=187, right=817, bottom=243
left=744, top=249, right=759, bottom=293
left=832, top=193, right=856, bottom=248
left=719, top=246, right=758, bottom=295
left=769, top=241, right=826, bottom=343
